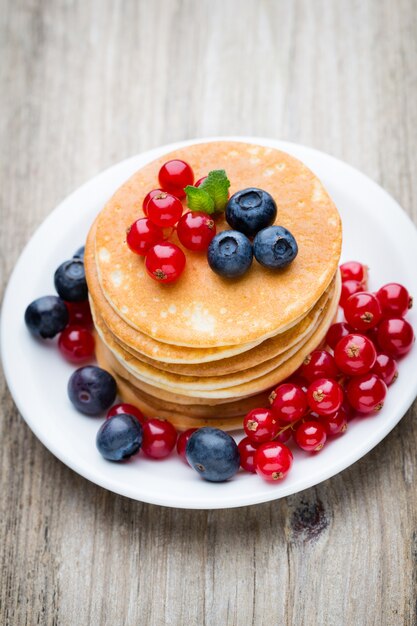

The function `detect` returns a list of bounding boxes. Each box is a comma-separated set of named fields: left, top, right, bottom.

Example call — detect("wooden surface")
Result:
left=1, top=1, right=417, bottom=624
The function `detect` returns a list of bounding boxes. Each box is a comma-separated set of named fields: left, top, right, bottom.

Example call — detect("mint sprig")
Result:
left=185, top=169, right=231, bottom=214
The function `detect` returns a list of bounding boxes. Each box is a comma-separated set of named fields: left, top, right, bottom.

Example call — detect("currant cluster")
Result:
left=239, top=261, right=415, bottom=483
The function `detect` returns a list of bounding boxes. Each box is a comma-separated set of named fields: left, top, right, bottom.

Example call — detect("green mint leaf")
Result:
left=199, top=169, right=231, bottom=212
left=185, top=185, right=215, bottom=214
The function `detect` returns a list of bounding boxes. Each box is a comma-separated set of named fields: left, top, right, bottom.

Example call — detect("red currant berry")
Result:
left=325, top=322, right=354, bottom=350
left=65, top=300, right=93, bottom=328
left=340, top=261, right=367, bottom=285
left=294, top=421, right=327, bottom=452
left=254, top=442, right=293, bottom=481
left=376, top=283, right=413, bottom=318
left=146, top=192, right=183, bottom=228
left=158, top=159, right=194, bottom=199
left=142, top=418, right=177, bottom=459
left=320, top=408, right=348, bottom=436
left=307, top=378, right=343, bottom=416
left=300, top=350, right=339, bottom=382
left=195, top=176, right=207, bottom=187
left=143, top=189, right=163, bottom=215
left=275, top=427, right=293, bottom=443
left=340, top=280, right=363, bottom=308
left=145, top=243, right=186, bottom=283
left=344, top=292, right=382, bottom=330
left=269, top=383, right=308, bottom=423
left=372, top=353, right=398, bottom=386
left=58, top=325, right=95, bottom=363
left=243, top=408, right=280, bottom=444
left=126, top=218, right=163, bottom=256
left=334, top=333, right=377, bottom=375
left=107, top=403, right=145, bottom=425
left=177, top=211, right=217, bottom=251
left=377, top=318, right=414, bottom=357
left=346, top=373, right=387, bottom=414
left=238, top=437, right=259, bottom=473
left=176, top=428, right=198, bottom=463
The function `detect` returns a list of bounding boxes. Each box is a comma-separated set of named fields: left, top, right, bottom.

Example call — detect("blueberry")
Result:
left=24, top=295, right=69, bottom=339
left=207, top=230, right=253, bottom=278
left=225, top=187, right=277, bottom=237
left=253, top=225, right=298, bottom=269
left=96, top=414, right=143, bottom=461
left=185, top=427, right=240, bottom=482
left=54, top=259, right=88, bottom=302
left=68, top=366, right=117, bottom=415
left=73, top=245, right=85, bottom=260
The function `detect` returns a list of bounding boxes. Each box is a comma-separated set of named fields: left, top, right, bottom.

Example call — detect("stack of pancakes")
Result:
left=85, top=141, right=342, bottom=431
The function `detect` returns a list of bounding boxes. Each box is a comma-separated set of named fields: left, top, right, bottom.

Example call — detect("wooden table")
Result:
left=1, top=1, right=416, bottom=624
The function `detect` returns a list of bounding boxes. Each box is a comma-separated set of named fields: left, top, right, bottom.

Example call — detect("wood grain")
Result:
left=1, top=0, right=417, bottom=624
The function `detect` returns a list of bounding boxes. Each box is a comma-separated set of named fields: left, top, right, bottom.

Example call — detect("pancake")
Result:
left=93, top=141, right=342, bottom=348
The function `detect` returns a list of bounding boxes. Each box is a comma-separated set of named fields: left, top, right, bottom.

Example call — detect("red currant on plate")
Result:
left=254, top=442, right=293, bottom=481
left=377, top=318, right=414, bottom=357
left=146, top=192, right=183, bottom=228
left=65, top=300, right=93, bottom=328
left=107, top=403, right=145, bottom=425
left=143, top=189, right=163, bottom=215
left=195, top=176, right=207, bottom=187
left=58, top=325, right=95, bottom=363
left=334, top=333, right=377, bottom=375
left=340, top=261, right=367, bottom=285
left=340, top=280, right=363, bottom=308
left=126, top=218, right=164, bottom=256
left=372, top=353, right=398, bottom=386
left=275, top=426, right=293, bottom=443
left=142, top=418, right=178, bottom=459
left=158, top=159, right=194, bottom=199
left=238, top=437, right=259, bottom=473
left=145, top=242, right=186, bottom=283
left=307, top=378, right=343, bottom=416
left=176, top=428, right=198, bottom=463
left=346, top=373, right=387, bottom=413
left=376, top=283, right=413, bottom=318
left=320, top=408, right=348, bottom=436
left=300, top=350, right=339, bottom=382
left=269, top=383, right=308, bottom=423
left=295, top=421, right=327, bottom=452
left=177, top=211, right=217, bottom=251
left=325, top=322, right=353, bottom=350
left=344, top=292, right=382, bottom=330
left=243, top=408, right=280, bottom=444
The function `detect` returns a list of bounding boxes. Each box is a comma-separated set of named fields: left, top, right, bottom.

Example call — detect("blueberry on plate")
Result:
left=253, top=225, right=298, bottom=269
left=225, top=187, right=277, bottom=237
left=73, top=245, right=85, bottom=260
left=207, top=230, right=253, bottom=278
left=185, top=427, right=240, bottom=482
left=68, top=366, right=117, bottom=415
left=54, top=259, right=88, bottom=302
left=96, top=414, right=143, bottom=461
left=24, top=295, right=69, bottom=339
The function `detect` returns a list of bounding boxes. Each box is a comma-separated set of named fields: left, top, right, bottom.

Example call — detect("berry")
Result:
left=254, top=442, right=293, bottom=481
left=307, top=378, right=343, bottom=416
left=68, top=366, right=117, bottom=415
left=58, top=325, right=95, bottom=363
left=295, top=421, right=327, bottom=452
left=66, top=300, right=93, bottom=328
left=143, top=189, right=163, bottom=215
left=141, top=418, right=177, bottom=459
left=54, top=259, right=88, bottom=302
left=334, top=333, right=377, bottom=375
left=145, top=242, right=186, bottom=283
left=377, top=318, right=414, bottom=357
left=243, top=408, right=280, bottom=444
left=126, top=218, right=163, bottom=256
left=376, top=283, right=412, bottom=318
left=275, top=427, right=293, bottom=443
left=320, top=408, right=348, bottom=436
left=146, top=192, right=183, bottom=228
left=96, top=414, right=143, bottom=461
left=238, top=437, right=258, bottom=473
left=269, top=383, right=308, bottom=423
left=176, top=428, right=198, bottom=463
left=326, top=322, right=354, bottom=350
left=253, top=226, right=298, bottom=270
left=185, top=427, right=240, bottom=482
left=25, top=295, right=69, bottom=339
left=344, top=292, right=382, bottom=330
left=340, top=280, right=363, bottom=308
left=107, top=403, right=145, bottom=425
left=73, top=246, right=85, bottom=260
left=300, top=350, right=339, bottom=382
left=177, top=211, right=216, bottom=251
left=340, top=261, right=367, bottom=285
left=207, top=230, right=253, bottom=278
left=346, top=373, right=387, bottom=413
left=158, top=159, right=194, bottom=199
left=195, top=176, right=207, bottom=187
left=372, top=353, right=398, bottom=386
left=225, top=188, right=277, bottom=237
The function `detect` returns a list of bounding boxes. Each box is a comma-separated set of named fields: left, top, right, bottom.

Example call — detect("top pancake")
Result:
left=94, top=141, right=342, bottom=347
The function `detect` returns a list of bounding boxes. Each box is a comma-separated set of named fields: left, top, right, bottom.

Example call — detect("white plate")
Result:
left=2, top=137, right=417, bottom=509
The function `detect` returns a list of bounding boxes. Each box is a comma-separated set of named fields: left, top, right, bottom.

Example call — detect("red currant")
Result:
left=334, top=333, right=377, bottom=375
left=142, top=418, right=177, bottom=459
left=300, top=350, right=339, bottom=382
left=372, top=353, right=398, bottom=386
left=126, top=218, right=164, bottom=256
left=376, top=283, right=413, bottom=318
left=65, top=300, right=93, bottom=328
left=146, top=192, right=183, bottom=228
left=143, top=189, right=163, bottom=215
left=320, top=408, right=348, bottom=436
left=346, top=373, right=387, bottom=413
left=107, top=403, right=145, bottom=425
left=145, top=243, right=186, bottom=283
left=307, top=378, right=343, bottom=416
left=294, top=421, right=327, bottom=452
left=377, top=318, right=414, bottom=357
left=325, top=322, right=354, bottom=350
left=269, top=383, right=308, bottom=423
left=275, top=426, right=293, bottom=443
left=243, top=408, right=280, bottom=444
left=58, top=325, right=95, bottom=363
left=177, top=211, right=217, bottom=251
left=254, top=442, right=293, bottom=481
left=344, top=292, right=382, bottom=330
left=158, top=159, right=194, bottom=199
left=238, top=437, right=259, bottom=473
left=176, top=428, right=198, bottom=463
left=195, top=176, right=207, bottom=187
left=340, top=280, right=363, bottom=308
left=340, top=261, right=367, bottom=285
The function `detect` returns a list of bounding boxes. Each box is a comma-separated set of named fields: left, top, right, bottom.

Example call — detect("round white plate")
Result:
left=2, top=137, right=417, bottom=509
